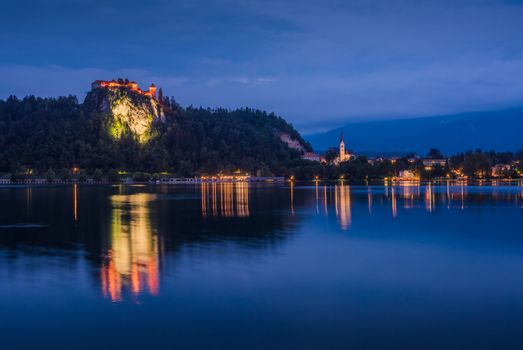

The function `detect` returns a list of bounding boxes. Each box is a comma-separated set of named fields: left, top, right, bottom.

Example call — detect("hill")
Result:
left=0, top=79, right=311, bottom=176
left=306, top=108, right=523, bottom=155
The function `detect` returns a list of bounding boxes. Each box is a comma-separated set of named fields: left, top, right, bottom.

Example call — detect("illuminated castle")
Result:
left=92, top=79, right=157, bottom=99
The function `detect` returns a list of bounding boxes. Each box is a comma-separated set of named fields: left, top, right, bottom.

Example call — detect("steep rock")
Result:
left=85, top=85, right=165, bottom=143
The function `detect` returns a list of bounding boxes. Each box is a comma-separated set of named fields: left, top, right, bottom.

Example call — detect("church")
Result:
left=334, top=129, right=352, bottom=165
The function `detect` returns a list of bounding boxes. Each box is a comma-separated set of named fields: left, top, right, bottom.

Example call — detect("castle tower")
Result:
left=149, top=83, right=157, bottom=98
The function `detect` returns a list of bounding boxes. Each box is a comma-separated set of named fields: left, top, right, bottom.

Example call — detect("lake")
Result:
left=1, top=182, right=523, bottom=349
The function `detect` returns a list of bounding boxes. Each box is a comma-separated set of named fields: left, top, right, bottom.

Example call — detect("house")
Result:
left=422, top=159, right=447, bottom=171
left=398, top=170, right=418, bottom=180
left=491, top=164, right=512, bottom=178
left=301, top=152, right=321, bottom=162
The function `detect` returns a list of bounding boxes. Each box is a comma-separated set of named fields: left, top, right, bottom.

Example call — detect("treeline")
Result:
left=287, top=149, right=523, bottom=180
left=0, top=95, right=310, bottom=177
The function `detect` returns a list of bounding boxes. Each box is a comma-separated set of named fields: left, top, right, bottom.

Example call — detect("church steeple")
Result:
left=339, top=128, right=346, bottom=161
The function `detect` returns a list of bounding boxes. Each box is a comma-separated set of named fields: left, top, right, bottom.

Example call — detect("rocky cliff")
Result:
left=84, top=84, right=165, bottom=143
left=0, top=80, right=313, bottom=174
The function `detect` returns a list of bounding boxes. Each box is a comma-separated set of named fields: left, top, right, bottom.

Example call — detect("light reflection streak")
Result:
left=201, top=181, right=250, bottom=218
left=391, top=186, right=397, bottom=218
left=315, top=182, right=319, bottom=214
left=26, top=186, right=32, bottom=218
left=367, top=187, right=372, bottom=214
left=335, top=183, right=351, bottom=230
left=101, top=193, right=160, bottom=302
left=446, top=181, right=451, bottom=209
left=461, top=181, right=465, bottom=210
left=290, top=181, right=295, bottom=215
left=73, top=184, right=78, bottom=222
left=323, top=186, right=328, bottom=216
left=425, top=183, right=435, bottom=213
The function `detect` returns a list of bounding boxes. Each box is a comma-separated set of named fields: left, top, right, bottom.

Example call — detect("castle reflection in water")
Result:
left=101, top=193, right=160, bottom=302
left=94, top=180, right=523, bottom=301
left=99, top=183, right=252, bottom=302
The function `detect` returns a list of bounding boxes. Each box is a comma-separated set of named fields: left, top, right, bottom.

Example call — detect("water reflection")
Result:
left=201, top=182, right=250, bottom=218
left=73, top=184, right=78, bottom=222
left=1, top=182, right=523, bottom=304
left=2, top=184, right=523, bottom=348
left=334, top=183, right=352, bottom=229
left=101, top=193, right=160, bottom=302
left=302, top=180, right=523, bottom=230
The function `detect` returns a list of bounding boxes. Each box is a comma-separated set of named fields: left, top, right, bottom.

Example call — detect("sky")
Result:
left=1, top=0, right=523, bottom=133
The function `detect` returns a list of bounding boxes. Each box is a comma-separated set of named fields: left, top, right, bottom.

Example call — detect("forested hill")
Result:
left=0, top=85, right=311, bottom=176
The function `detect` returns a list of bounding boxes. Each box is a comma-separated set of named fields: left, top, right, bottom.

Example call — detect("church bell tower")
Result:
left=339, top=129, right=346, bottom=160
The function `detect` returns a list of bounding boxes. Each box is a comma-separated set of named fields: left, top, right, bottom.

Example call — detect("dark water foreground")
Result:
left=0, top=182, right=522, bottom=349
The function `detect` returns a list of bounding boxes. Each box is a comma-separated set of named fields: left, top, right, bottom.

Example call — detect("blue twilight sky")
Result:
left=1, top=0, right=523, bottom=133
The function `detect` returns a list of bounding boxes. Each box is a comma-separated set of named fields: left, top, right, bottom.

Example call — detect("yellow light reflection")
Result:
left=290, top=181, right=295, bottom=215
left=323, top=185, right=328, bottom=216
left=101, top=193, right=160, bottom=302
left=315, top=181, right=319, bottom=214
left=367, top=187, right=372, bottom=214
left=335, top=183, right=351, bottom=230
left=235, top=181, right=250, bottom=217
left=201, top=181, right=250, bottom=218
left=391, top=186, right=397, bottom=218
left=425, top=183, right=435, bottom=213
left=73, top=184, right=78, bottom=222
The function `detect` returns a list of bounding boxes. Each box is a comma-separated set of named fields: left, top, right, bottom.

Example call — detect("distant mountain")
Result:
left=305, top=107, right=523, bottom=156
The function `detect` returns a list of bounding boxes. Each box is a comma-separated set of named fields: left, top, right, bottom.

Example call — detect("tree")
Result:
left=44, top=169, right=56, bottom=183
left=77, top=169, right=87, bottom=182
left=107, top=169, right=120, bottom=182
left=427, top=148, right=444, bottom=159
left=92, top=169, right=103, bottom=182
left=151, top=173, right=161, bottom=182
left=60, top=168, right=72, bottom=181
left=324, top=148, right=338, bottom=163
left=158, top=88, right=164, bottom=104
left=132, top=172, right=150, bottom=182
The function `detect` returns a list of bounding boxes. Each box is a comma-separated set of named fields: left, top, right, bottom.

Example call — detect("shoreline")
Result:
left=1, top=178, right=522, bottom=187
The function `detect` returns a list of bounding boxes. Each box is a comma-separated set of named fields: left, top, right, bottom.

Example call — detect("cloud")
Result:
left=1, top=0, right=523, bottom=133
left=0, top=65, right=188, bottom=99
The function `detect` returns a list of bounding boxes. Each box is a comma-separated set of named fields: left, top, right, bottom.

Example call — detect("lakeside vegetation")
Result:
left=1, top=93, right=521, bottom=183
left=5, top=148, right=522, bottom=184
left=286, top=149, right=523, bottom=181
left=0, top=94, right=309, bottom=177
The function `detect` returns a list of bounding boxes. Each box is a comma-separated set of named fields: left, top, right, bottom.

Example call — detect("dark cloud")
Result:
left=1, top=0, right=522, bottom=132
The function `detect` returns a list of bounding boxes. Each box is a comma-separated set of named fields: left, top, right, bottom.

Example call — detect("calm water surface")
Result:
left=1, top=182, right=523, bottom=349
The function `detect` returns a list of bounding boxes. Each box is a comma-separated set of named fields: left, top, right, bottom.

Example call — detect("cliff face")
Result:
left=0, top=91, right=313, bottom=173
left=85, top=86, right=165, bottom=143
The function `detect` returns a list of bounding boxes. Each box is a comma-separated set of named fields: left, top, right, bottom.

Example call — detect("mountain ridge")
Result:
left=305, top=107, right=523, bottom=155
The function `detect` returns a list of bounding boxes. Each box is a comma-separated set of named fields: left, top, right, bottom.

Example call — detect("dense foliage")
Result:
left=287, top=149, right=523, bottom=180
left=1, top=93, right=521, bottom=181
left=0, top=94, right=310, bottom=176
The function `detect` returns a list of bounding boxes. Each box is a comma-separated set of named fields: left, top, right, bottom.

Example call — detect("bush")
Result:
left=77, top=169, right=87, bottom=182
left=92, top=169, right=103, bottom=182
left=60, top=168, right=72, bottom=181
left=151, top=173, right=161, bottom=182
left=132, top=172, right=150, bottom=182
left=107, top=169, right=120, bottom=183
left=45, top=169, right=56, bottom=183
